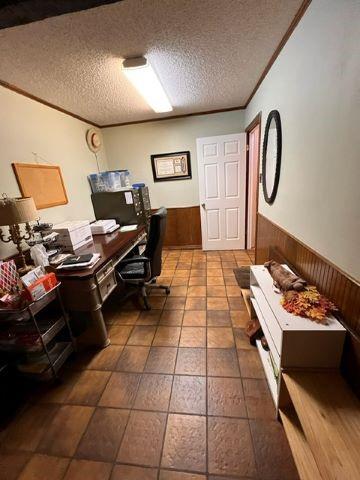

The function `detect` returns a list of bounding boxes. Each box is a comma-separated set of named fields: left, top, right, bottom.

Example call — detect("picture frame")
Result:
left=151, top=151, right=191, bottom=182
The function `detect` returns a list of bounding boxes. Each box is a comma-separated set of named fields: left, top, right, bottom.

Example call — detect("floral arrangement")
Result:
left=280, top=286, right=337, bottom=323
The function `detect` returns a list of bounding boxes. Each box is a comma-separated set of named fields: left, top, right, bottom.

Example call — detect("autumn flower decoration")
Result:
left=281, top=286, right=337, bottom=324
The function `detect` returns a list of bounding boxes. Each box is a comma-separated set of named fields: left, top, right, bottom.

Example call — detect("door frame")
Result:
left=245, top=112, right=262, bottom=257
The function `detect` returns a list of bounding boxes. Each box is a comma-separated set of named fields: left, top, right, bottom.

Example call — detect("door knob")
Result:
left=201, top=203, right=206, bottom=209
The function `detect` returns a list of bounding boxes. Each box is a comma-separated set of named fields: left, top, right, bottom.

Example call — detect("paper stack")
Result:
left=90, top=219, right=119, bottom=235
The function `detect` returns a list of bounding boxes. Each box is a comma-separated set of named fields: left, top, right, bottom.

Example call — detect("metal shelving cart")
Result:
left=0, top=283, right=75, bottom=381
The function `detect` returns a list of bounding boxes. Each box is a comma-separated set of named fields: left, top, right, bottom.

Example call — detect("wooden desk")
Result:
left=55, top=226, right=146, bottom=348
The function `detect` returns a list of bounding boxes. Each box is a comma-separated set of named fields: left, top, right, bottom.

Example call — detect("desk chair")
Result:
left=116, top=207, right=170, bottom=310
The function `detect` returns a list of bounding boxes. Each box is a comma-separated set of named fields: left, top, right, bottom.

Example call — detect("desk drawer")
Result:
left=98, top=270, right=117, bottom=303
left=96, top=260, right=114, bottom=283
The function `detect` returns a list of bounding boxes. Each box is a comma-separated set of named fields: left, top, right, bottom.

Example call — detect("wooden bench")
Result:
left=279, top=370, right=360, bottom=480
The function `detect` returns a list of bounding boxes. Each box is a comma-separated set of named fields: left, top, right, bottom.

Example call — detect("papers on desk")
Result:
left=91, top=220, right=120, bottom=235
left=120, top=225, right=138, bottom=232
left=56, top=253, right=101, bottom=270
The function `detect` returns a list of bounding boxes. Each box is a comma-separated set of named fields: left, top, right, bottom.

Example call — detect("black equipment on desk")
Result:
left=137, top=186, right=151, bottom=231
left=91, top=190, right=143, bottom=226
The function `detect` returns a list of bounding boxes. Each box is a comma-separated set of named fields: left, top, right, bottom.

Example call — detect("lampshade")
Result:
left=0, top=197, right=38, bottom=226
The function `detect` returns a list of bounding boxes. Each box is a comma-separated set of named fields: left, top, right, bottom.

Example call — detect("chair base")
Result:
left=118, top=277, right=170, bottom=310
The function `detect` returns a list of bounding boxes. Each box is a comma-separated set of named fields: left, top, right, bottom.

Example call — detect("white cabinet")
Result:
left=250, top=265, right=346, bottom=409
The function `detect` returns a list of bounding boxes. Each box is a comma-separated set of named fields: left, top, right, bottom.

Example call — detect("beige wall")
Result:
left=245, top=0, right=360, bottom=280
left=0, top=86, right=108, bottom=258
left=102, top=110, right=245, bottom=208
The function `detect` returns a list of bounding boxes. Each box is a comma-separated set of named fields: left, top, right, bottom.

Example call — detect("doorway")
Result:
left=245, top=113, right=261, bottom=250
left=196, top=133, right=246, bottom=250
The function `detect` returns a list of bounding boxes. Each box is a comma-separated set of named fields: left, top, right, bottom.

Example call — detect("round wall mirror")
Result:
left=262, top=110, right=282, bottom=204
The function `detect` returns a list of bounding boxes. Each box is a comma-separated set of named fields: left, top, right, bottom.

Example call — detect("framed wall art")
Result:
left=151, top=151, right=191, bottom=182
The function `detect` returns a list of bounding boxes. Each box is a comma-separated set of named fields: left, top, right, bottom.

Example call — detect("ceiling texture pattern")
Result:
left=0, top=0, right=304, bottom=125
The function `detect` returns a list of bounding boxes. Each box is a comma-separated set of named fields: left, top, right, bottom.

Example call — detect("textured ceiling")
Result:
left=0, top=0, right=304, bottom=125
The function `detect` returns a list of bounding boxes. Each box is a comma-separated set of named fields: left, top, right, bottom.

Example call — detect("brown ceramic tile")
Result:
left=99, top=372, right=141, bottom=408
left=148, top=296, right=167, bottom=309
left=206, top=310, right=231, bottom=327
left=206, top=269, right=223, bottom=277
left=145, top=347, right=177, bottom=374
left=182, top=311, right=206, bottom=326
left=111, top=311, right=140, bottom=325
left=206, top=276, right=224, bottom=285
left=160, top=472, right=206, bottom=480
left=153, top=326, right=181, bottom=346
left=4, top=403, right=58, bottom=452
left=134, top=373, right=173, bottom=411
left=207, top=349, right=240, bottom=377
left=137, top=310, right=162, bottom=325
left=174, top=270, right=190, bottom=278
left=224, top=275, right=238, bottom=286
left=208, top=377, right=246, bottom=417
left=222, top=261, right=237, bottom=268
left=238, top=349, right=265, bottom=379
left=206, top=286, right=227, bottom=297
left=76, top=407, right=129, bottom=462
left=117, top=410, right=166, bottom=467
left=162, top=414, right=206, bottom=472
left=160, top=310, right=184, bottom=326
left=116, top=346, right=150, bottom=372
left=67, top=370, right=111, bottom=406
left=188, top=277, right=206, bottom=286
left=175, top=348, right=206, bottom=376
left=250, top=419, right=299, bottom=480
left=185, top=297, right=206, bottom=311
left=127, top=326, right=156, bottom=346
left=37, top=370, right=81, bottom=404
left=111, top=464, right=158, bottom=480
left=187, top=286, right=207, bottom=297
left=108, top=325, right=133, bottom=344
left=207, top=261, right=221, bottom=269
left=64, top=459, right=112, bottom=480
left=171, top=277, right=189, bottom=286
left=207, top=327, right=234, bottom=348
left=190, top=269, right=207, bottom=277
left=169, top=376, right=206, bottom=415
left=87, top=346, right=124, bottom=371
left=164, top=297, right=186, bottom=310
left=226, top=285, right=242, bottom=297
left=0, top=452, right=31, bottom=480
left=230, top=310, right=249, bottom=327
left=17, top=454, right=69, bottom=480
left=169, top=286, right=188, bottom=297
left=228, top=297, right=246, bottom=310
left=179, top=327, right=206, bottom=347
left=38, top=405, right=93, bottom=457
left=207, top=297, right=229, bottom=311
left=234, top=328, right=252, bottom=350
left=208, top=417, right=256, bottom=477
left=243, top=379, right=276, bottom=420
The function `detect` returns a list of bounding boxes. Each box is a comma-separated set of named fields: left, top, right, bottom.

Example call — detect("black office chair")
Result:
left=116, top=207, right=170, bottom=310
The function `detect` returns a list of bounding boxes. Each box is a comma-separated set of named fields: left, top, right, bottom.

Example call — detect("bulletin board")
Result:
left=12, top=163, right=68, bottom=209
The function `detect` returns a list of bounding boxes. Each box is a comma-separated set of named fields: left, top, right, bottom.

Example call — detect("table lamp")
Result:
left=0, top=195, right=38, bottom=274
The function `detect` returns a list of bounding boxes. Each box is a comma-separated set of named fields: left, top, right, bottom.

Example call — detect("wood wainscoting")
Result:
left=162, top=206, right=202, bottom=248
left=256, top=213, right=360, bottom=396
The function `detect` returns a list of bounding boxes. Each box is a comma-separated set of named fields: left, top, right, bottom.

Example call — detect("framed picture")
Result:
left=151, top=151, right=191, bottom=182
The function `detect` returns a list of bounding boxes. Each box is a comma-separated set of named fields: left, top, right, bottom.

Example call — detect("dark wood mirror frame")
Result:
left=262, top=109, right=282, bottom=204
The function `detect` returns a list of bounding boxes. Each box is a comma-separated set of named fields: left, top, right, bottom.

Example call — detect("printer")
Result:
left=52, top=220, right=93, bottom=252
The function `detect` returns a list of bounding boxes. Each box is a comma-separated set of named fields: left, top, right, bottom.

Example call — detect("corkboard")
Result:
left=12, top=163, right=68, bottom=209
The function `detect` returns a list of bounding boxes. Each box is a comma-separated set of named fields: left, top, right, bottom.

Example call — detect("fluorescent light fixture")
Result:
left=122, top=57, right=172, bottom=113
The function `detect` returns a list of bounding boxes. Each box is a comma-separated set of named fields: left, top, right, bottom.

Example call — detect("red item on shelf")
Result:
left=25, top=273, right=58, bottom=301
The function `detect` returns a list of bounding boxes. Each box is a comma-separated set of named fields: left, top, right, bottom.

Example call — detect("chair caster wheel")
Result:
left=166, top=288, right=170, bottom=295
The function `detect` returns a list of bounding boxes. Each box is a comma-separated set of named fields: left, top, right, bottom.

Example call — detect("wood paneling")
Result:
left=163, top=206, right=202, bottom=248
left=256, top=213, right=360, bottom=396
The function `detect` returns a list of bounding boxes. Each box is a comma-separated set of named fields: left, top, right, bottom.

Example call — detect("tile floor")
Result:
left=0, top=248, right=299, bottom=480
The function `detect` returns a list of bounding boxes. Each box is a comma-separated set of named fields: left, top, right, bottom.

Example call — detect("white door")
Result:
left=196, top=133, right=246, bottom=250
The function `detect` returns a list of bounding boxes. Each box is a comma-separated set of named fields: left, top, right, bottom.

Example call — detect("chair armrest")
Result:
left=119, top=255, right=150, bottom=266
